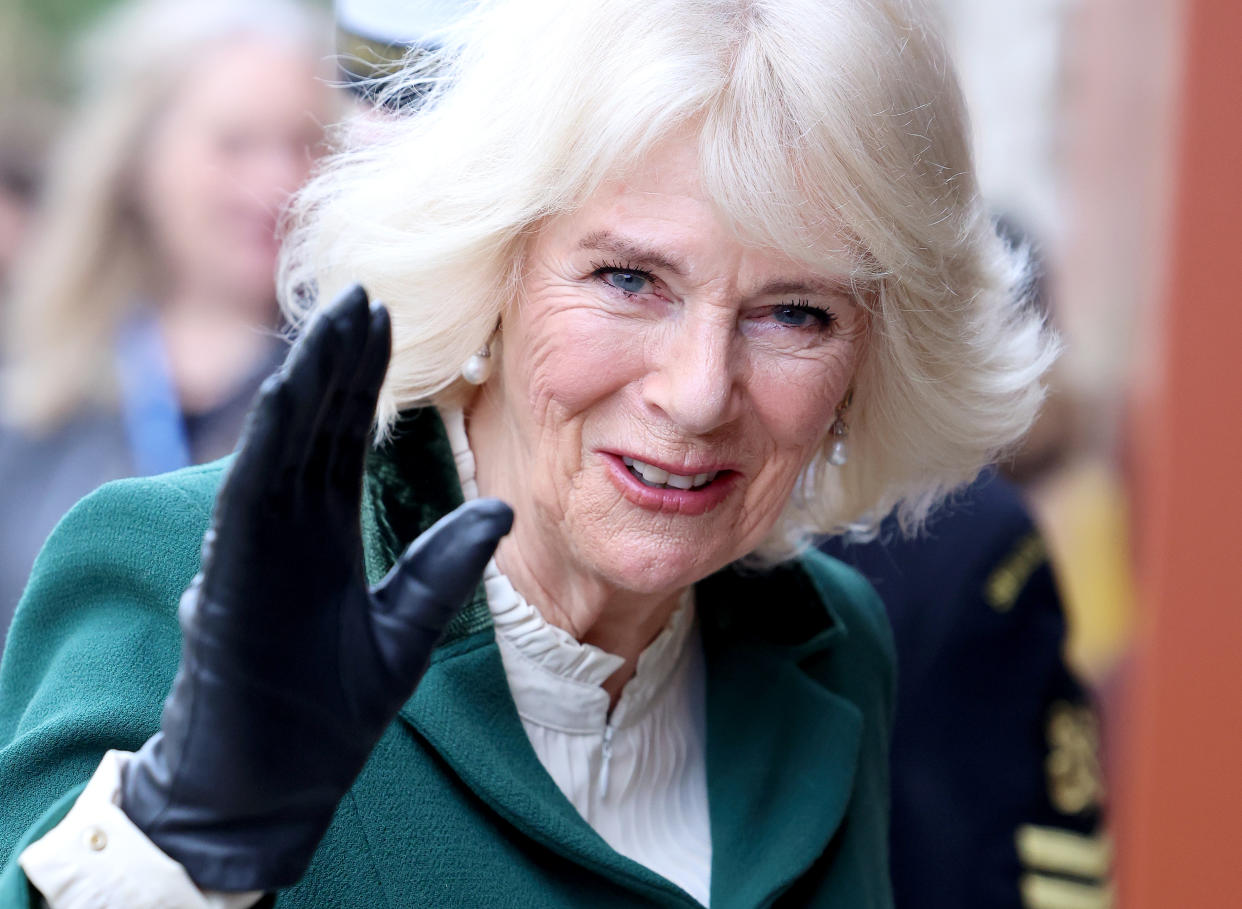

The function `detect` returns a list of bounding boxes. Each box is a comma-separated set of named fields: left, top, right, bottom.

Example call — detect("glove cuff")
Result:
left=121, top=733, right=336, bottom=891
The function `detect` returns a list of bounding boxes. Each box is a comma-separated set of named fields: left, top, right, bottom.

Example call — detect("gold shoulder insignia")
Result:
left=1045, top=701, right=1105, bottom=815
left=1016, top=825, right=1111, bottom=879
left=1020, top=872, right=1113, bottom=909
left=984, top=531, right=1047, bottom=613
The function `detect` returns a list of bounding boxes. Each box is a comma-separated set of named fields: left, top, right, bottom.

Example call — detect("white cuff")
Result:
left=19, top=750, right=264, bottom=909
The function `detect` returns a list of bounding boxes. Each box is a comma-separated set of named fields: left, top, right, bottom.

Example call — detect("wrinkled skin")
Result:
left=469, top=135, right=865, bottom=660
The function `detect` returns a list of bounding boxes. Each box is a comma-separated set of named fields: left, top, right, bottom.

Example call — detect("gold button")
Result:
left=83, top=827, right=108, bottom=851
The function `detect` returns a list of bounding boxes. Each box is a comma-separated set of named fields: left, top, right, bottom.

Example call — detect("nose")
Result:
left=642, top=313, right=742, bottom=435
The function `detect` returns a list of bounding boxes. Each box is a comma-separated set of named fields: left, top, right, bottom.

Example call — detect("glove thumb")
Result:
left=368, top=498, right=513, bottom=683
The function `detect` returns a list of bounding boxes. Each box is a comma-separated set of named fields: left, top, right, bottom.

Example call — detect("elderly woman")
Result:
left=0, top=0, right=1054, bottom=906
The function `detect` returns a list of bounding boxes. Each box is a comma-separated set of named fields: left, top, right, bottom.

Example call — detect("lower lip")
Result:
left=601, top=454, right=737, bottom=516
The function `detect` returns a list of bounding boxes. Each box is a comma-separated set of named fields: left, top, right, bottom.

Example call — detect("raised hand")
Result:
left=120, top=285, right=512, bottom=891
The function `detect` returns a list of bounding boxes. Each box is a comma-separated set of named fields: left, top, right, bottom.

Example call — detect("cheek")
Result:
left=749, top=352, right=851, bottom=456
left=724, top=356, right=847, bottom=551
left=140, top=137, right=217, bottom=240
left=512, top=301, right=647, bottom=424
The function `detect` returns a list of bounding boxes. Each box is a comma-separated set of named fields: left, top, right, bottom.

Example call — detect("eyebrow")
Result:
left=753, top=277, right=855, bottom=300
left=577, top=230, right=687, bottom=276
left=577, top=229, right=853, bottom=301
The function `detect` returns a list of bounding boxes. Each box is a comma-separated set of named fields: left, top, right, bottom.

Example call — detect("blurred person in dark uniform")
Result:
left=0, top=0, right=335, bottom=640
left=821, top=474, right=1109, bottom=909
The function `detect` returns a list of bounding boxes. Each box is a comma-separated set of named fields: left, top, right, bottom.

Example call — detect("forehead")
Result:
left=169, top=40, right=320, bottom=125
left=534, top=134, right=851, bottom=289
left=554, top=136, right=717, bottom=247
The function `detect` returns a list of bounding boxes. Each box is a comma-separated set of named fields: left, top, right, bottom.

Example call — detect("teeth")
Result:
left=622, top=456, right=718, bottom=490
left=640, top=463, right=670, bottom=485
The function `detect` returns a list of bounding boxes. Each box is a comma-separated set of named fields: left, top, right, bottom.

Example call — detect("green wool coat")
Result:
left=0, top=408, right=896, bottom=908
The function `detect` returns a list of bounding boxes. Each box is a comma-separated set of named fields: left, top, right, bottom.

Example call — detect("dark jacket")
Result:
left=0, top=408, right=897, bottom=908
left=821, top=474, right=1107, bottom=909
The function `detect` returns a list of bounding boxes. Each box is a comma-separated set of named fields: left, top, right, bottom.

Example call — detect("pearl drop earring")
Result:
left=828, top=416, right=850, bottom=467
left=828, top=389, right=854, bottom=467
left=461, top=341, right=493, bottom=385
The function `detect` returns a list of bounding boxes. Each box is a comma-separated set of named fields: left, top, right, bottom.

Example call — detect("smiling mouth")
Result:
left=622, top=456, right=721, bottom=491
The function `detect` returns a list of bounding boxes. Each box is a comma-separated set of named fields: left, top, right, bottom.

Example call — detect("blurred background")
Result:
left=0, top=0, right=1238, bottom=905
left=0, top=0, right=336, bottom=625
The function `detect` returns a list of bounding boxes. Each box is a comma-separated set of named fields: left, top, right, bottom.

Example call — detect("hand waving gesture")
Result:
left=121, top=285, right=512, bottom=891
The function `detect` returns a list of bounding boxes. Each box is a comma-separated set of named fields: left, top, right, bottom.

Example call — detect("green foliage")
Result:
left=18, top=0, right=123, bottom=42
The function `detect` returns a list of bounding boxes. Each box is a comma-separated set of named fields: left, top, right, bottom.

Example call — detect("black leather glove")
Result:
left=121, top=284, right=513, bottom=891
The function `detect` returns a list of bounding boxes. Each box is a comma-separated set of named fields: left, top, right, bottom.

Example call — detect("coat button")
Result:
left=83, top=827, right=108, bottom=851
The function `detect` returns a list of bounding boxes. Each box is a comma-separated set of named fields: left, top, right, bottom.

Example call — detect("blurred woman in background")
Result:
left=0, top=0, right=334, bottom=632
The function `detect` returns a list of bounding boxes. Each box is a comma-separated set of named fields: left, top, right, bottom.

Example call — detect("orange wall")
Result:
left=1120, top=0, right=1242, bottom=903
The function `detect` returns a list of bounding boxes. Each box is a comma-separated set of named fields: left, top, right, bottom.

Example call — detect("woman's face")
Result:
left=137, top=39, right=328, bottom=314
left=470, top=135, right=866, bottom=596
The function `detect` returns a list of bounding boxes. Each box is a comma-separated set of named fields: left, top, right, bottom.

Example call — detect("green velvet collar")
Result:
left=360, top=407, right=493, bottom=641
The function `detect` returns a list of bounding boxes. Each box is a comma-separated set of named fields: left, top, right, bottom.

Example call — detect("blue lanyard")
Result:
left=115, top=310, right=192, bottom=476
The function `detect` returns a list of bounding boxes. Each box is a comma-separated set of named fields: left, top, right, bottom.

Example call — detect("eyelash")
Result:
left=590, top=261, right=654, bottom=294
left=590, top=261, right=838, bottom=332
left=778, top=299, right=838, bottom=330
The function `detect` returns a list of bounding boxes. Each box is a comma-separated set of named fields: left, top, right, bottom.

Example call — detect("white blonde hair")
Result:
left=1, top=0, right=327, bottom=430
left=281, top=0, right=1058, bottom=558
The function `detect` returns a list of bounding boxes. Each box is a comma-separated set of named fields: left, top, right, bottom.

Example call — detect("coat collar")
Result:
left=360, top=408, right=864, bottom=907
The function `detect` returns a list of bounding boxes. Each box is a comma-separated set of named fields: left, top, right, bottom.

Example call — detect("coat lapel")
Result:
left=698, top=567, right=865, bottom=909
left=396, top=641, right=703, bottom=906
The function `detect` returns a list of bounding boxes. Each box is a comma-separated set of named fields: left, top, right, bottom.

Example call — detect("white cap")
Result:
left=334, top=0, right=474, bottom=46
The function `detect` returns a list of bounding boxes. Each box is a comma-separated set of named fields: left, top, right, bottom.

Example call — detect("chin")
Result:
left=559, top=478, right=760, bottom=596
left=577, top=531, right=730, bottom=597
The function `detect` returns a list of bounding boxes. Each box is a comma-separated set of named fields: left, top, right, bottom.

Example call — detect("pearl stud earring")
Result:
left=461, top=341, right=493, bottom=385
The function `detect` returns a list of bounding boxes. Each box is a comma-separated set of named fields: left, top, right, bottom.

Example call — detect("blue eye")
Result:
left=772, top=303, right=835, bottom=330
left=602, top=269, right=652, bottom=295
